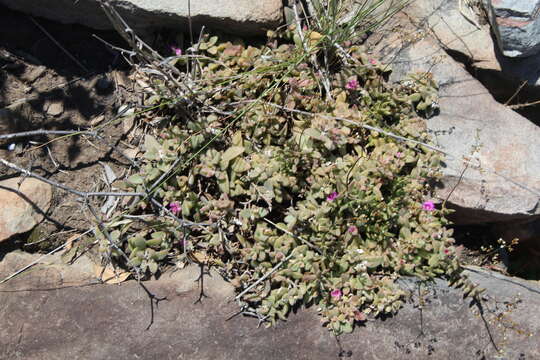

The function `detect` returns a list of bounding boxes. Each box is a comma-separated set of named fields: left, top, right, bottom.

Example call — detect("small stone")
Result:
left=0, top=177, right=53, bottom=242
left=45, top=101, right=64, bottom=116
left=123, top=148, right=140, bottom=160
left=117, top=104, right=134, bottom=117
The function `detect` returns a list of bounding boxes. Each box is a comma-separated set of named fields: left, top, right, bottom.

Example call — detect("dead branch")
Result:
left=0, top=157, right=145, bottom=198
left=0, top=129, right=97, bottom=141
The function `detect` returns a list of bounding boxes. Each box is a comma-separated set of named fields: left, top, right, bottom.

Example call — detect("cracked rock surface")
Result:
left=367, top=8, right=540, bottom=225
left=0, top=252, right=539, bottom=359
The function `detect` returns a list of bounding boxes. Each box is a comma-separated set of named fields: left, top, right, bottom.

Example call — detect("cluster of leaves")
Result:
left=104, top=26, right=476, bottom=335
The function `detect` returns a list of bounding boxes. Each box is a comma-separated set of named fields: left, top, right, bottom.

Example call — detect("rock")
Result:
left=0, top=255, right=539, bottom=359
left=0, top=178, right=53, bottom=241
left=45, top=101, right=64, bottom=116
left=0, top=0, right=283, bottom=36
left=404, top=0, right=540, bottom=88
left=366, top=11, right=540, bottom=224
left=484, top=0, right=540, bottom=58
left=21, top=65, right=46, bottom=83
left=0, top=250, right=96, bottom=285
left=403, top=0, right=493, bottom=67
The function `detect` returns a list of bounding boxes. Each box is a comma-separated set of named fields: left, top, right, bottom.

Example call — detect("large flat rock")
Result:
left=367, top=11, right=540, bottom=224
left=0, top=251, right=539, bottom=359
left=0, top=0, right=283, bottom=36
left=404, top=0, right=540, bottom=88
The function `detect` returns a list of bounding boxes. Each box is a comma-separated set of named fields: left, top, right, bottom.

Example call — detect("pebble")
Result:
left=45, top=101, right=64, bottom=116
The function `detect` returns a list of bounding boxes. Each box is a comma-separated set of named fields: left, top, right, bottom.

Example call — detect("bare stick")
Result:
left=92, top=34, right=137, bottom=62
left=508, top=98, right=540, bottom=109
left=0, top=229, right=93, bottom=284
left=0, top=129, right=96, bottom=141
left=504, top=80, right=527, bottom=106
left=264, top=218, right=321, bottom=254
left=28, top=16, right=89, bottom=73
left=234, top=251, right=296, bottom=301
left=0, top=157, right=145, bottom=198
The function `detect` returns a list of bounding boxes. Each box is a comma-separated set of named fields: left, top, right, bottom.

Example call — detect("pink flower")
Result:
left=345, top=79, right=358, bottom=90
left=171, top=46, right=182, bottom=56
left=369, top=58, right=377, bottom=65
left=444, top=249, right=451, bottom=255
left=327, top=192, right=339, bottom=201
left=395, top=152, right=404, bottom=158
left=348, top=225, right=358, bottom=234
left=422, top=201, right=435, bottom=211
left=169, top=201, right=181, bottom=215
left=331, top=289, right=342, bottom=299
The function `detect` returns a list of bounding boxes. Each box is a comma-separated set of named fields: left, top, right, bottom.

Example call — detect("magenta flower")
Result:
left=327, top=192, right=339, bottom=202
left=444, top=249, right=450, bottom=255
left=396, top=152, right=404, bottom=158
left=331, top=289, right=342, bottom=300
left=169, top=201, right=181, bottom=215
left=422, top=201, right=435, bottom=211
left=345, top=79, right=359, bottom=90
left=348, top=225, right=358, bottom=234
left=171, top=46, right=182, bottom=56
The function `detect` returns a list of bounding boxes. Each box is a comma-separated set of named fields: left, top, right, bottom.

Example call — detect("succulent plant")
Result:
left=102, top=29, right=474, bottom=335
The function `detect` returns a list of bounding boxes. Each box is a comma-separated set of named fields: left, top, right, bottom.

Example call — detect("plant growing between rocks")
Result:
left=95, top=0, right=481, bottom=335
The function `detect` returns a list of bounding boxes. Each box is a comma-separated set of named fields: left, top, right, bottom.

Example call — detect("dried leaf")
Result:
left=189, top=251, right=210, bottom=264
left=93, top=264, right=130, bottom=284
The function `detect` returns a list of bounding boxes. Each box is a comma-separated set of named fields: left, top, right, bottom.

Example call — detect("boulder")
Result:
left=0, top=0, right=283, bottom=36
left=366, top=11, right=540, bottom=224
left=0, top=254, right=539, bottom=359
left=484, top=0, right=540, bottom=58
left=403, top=0, right=540, bottom=88
left=0, top=177, right=52, bottom=241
